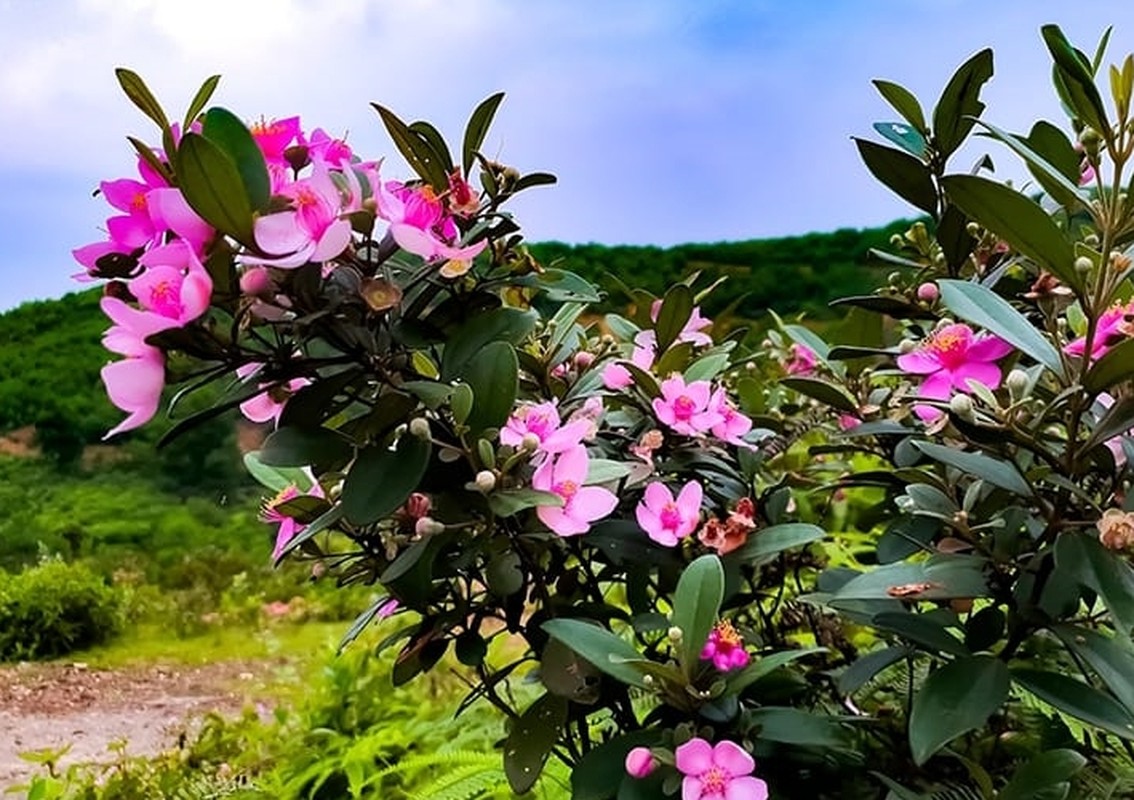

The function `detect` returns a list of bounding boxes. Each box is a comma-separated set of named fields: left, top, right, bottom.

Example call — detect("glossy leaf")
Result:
left=372, top=103, right=449, bottom=192
left=854, top=138, right=937, bottom=214
left=832, top=555, right=989, bottom=602
left=940, top=175, right=1077, bottom=290
left=873, top=79, right=928, bottom=132
left=464, top=341, right=518, bottom=435
left=1012, top=668, right=1134, bottom=739
left=175, top=132, right=255, bottom=245
left=1084, top=339, right=1134, bottom=393
left=873, top=121, right=928, bottom=158
left=873, top=611, right=969, bottom=657
left=1055, top=533, right=1134, bottom=640
left=938, top=279, right=1064, bottom=375
left=242, top=451, right=314, bottom=493
left=572, top=732, right=660, bottom=800
left=837, top=645, right=908, bottom=695
left=727, top=647, right=826, bottom=694
left=933, top=48, right=994, bottom=158
left=488, top=488, right=564, bottom=517
left=408, top=119, right=454, bottom=174
left=341, top=434, right=431, bottom=525
left=728, top=523, right=825, bottom=563
left=259, top=425, right=352, bottom=468
left=999, top=749, right=1086, bottom=800
left=912, top=440, right=1032, bottom=495
left=202, top=107, right=270, bottom=212
left=183, top=74, right=221, bottom=129
left=1053, top=625, right=1134, bottom=714
left=504, top=693, right=567, bottom=794
left=512, top=172, right=557, bottom=193
left=748, top=707, right=850, bottom=748
left=441, top=307, right=537, bottom=380
left=671, top=554, right=725, bottom=676
left=781, top=377, right=859, bottom=415
left=908, top=655, right=1009, bottom=765
left=1042, top=25, right=1109, bottom=136
left=542, top=618, right=649, bottom=688
left=973, top=119, right=1086, bottom=211
left=654, top=284, right=694, bottom=353
left=462, top=92, right=505, bottom=176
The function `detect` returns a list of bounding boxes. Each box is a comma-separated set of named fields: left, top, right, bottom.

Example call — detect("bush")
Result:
left=0, top=559, right=123, bottom=660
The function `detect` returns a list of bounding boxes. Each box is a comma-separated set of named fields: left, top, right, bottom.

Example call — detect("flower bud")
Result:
left=1074, top=256, right=1093, bottom=274
left=887, top=271, right=902, bottom=287
left=667, top=626, right=683, bottom=644
left=240, top=266, right=272, bottom=297
left=520, top=433, right=540, bottom=453
left=573, top=351, right=595, bottom=369
left=625, top=747, right=658, bottom=779
left=898, top=339, right=917, bottom=354
left=916, top=282, right=939, bottom=302
left=409, top=417, right=431, bottom=439
left=415, top=517, right=444, bottom=537
left=1006, top=369, right=1029, bottom=400
left=403, top=492, right=431, bottom=520
left=949, top=394, right=975, bottom=421
left=474, top=470, right=497, bottom=493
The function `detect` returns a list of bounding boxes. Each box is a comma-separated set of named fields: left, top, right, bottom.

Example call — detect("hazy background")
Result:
left=2, top=0, right=1133, bottom=311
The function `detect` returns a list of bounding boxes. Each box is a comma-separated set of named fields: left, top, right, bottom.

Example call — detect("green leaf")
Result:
left=1042, top=25, right=1109, bottom=136
left=488, top=488, right=564, bottom=517
left=512, top=171, right=558, bottom=193
left=372, top=103, right=449, bottom=192
left=175, top=132, right=255, bottom=245
left=974, top=119, right=1087, bottom=211
left=728, top=523, right=825, bottom=563
left=873, top=611, right=969, bottom=657
left=274, top=504, right=344, bottom=563
left=504, top=693, right=568, bottom=793
left=654, top=284, right=694, bottom=353
left=1082, top=393, right=1134, bottom=454
left=1055, top=534, right=1134, bottom=640
left=671, top=554, right=725, bottom=676
left=747, top=707, right=850, bottom=748
left=909, top=655, right=1009, bottom=765
left=1053, top=625, right=1134, bottom=715
left=441, top=307, right=537, bottom=380
left=541, top=619, right=649, bottom=688
left=462, top=92, right=505, bottom=177
left=464, top=341, right=518, bottom=435
left=242, top=451, right=313, bottom=493
left=538, top=268, right=602, bottom=303
left=684, top=351, right=731, bottom=383
left=408, top=119, right=455, bottom=174
left=1084, top=339, right=1134, bottom=393
left=585, top=459, right=632, bottom=485
left=572, top=732, right=661, bottom=800
left=854, top=138, right=937, bottom=214
left=727, top=647, right=826, bottom=694
left=341, top=434, right=430, bottom=525
left=832, top=555, right=989, bottom=602
left=337, top=595, right=394, bottom=655
left=183, top=74, right=220, bottom=129
left=999, top=749, right=1086, bottom=800
left=202, top=107, right=271, bottom=212
left=938, top=279, right=1065, bottom=375
left=873, top=121, right=929, bottom=158
left=1012, top=668, right=1134, bottom=738
left=912, top=441, right=1032, bottom=496
left=486, top=550, right=523, bottom=597
left=837, top=645, right=908, bottom=695
left=259, top=426, right=352, bottom=468
left=873, top=79, right=928, bottom=133
left=940, top=175, right=1078, bottom=289
left=933, top=48, right=994, bottom=158
left=115, top=67, right=170, bottom=130
left=781, top=377, right=860, bottom=415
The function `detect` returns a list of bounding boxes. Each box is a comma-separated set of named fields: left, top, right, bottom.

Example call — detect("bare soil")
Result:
left=0, top=659, right=272, bottom=791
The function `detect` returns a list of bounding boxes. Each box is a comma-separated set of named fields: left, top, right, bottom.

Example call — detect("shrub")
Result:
left=0, top=559, right=123, bottom=660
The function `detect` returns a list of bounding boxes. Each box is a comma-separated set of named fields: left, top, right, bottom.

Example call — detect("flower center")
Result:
left=525, top=409, right=555, bottom=439
left=554, top=480, right=578, bottom=502
left=130, top=191, right=147, bottom=212
left=714, top=620, right=743, bottom=648
left=659, top=501, right=683, bottom=530
left=702, top=766, right=728, bottom=794
left=927, top=328, right=968, bottom=369
left=148, top=280, right=181, bottom=317
left=673, top=395, right=696, bottom=421
left=294, top=186, right=318, bottom=208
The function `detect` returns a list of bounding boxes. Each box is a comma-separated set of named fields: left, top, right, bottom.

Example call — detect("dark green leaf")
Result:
left=912, top=441, right=1032, bottom=495
left=672, top=554, right=725, bottom=676
left=337, top=595, right=394, bottom=654
left=274, top=504, right=344, bottom=563
left=1084, top=339, right=1134, bottom=393
left=183, top=74, right=220, bottom=129
left=873, top=79, right=928, bottom=133
left=1042, top=25, right=1109, bottom=136
left=202, top=107, right=271, bottom=212
left=441, top=307, right=537, bottom=380
left=964, top=605, right=1006, bottom=652
left=937, top=202, right=976, bottom=271
left=1012, top=668, right=1134, bottom=738
left=999, top=749, right=1086, bottom=800
left=1055, top=534, right=1134, bottom=639
left=572, top=732, right=661, bottom=800
left=832, top=556, right=989, bottom=602
left=462, top=92, right=505, bottom=176
left=175, top=132, right=255, bottom=245
left=408, top=119, right=455, bottom=173
left=372, top=103, right=449, bottom=192
left=464, top=341, right=518, bottom=435
left=837, top=645, right=908, bottom=695
left=488, top=488, right=564, bottom=517
left=873, top=611, right=969, bottom=657
left=542, top=618, right=649, bottom=688
left=341, top=434, right=430, bottom=525
left=727, top=647, right=826, bottom=694
left=512, top=172, right=557, bottom=192
left=728, top=523, right=825, bottom=563
left=242, top=451, right=313, bottom=493
left=1053, top=625, right=1134, bottom=714
left=909, top=655, right=1009, bottom=765
left=486, top=550, right=523, bottom=596
left=1082, top=393, right=1134, bottom=454
left=829, top=294, right=935, bottom=319
left=115, top=68, right=170, bottom=130
left=940, top=175, right=1077, bottom=289
left=538, top=268, right=602, bottom=303
left=873, top=121, right=928, bottom=159
left=933, top=48, right=994, bottom=158
left=748, top=707, right=850, bottom=748
left=259, top=426, right=352, bottom=468
left=781, top=377, right=859, bottom=415
left=938, top=279, right=1065, bottom=375
left=654, top=284, right=694, bottom=353
left=854, top=138, right=937, bottom=214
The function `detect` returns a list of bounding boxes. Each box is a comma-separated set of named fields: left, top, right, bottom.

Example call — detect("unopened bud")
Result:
left=949, top=394, right=976, bottom=420
left=240, top=266, right=272, bottom=297
left=414, top=517, right=444, bottom=537
left=409, top=417, right=431, bottom=439
left=573, top=351, right=595, bottom=369
left=916, top=282, right=939, bottom=302
left=1074, top=256, right=1093, bottom=274
left=899, top=339, right=917, bottom=354
left=667, top=626, right=683, bottom=644
left=887, top=271, right=902, bottom=287
left=1006, top=369, right=1029, bottom=400
left=474, top=470, right=497, bottom=493
left=520, top=433, right=540, bottom=453
left=625, top=747, right=658, bottom=779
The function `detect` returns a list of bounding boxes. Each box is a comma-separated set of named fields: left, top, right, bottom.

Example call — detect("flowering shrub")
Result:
left=74, top=23, right=1134, bottom=797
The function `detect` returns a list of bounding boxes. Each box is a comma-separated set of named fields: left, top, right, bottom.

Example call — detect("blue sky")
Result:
left=2, top=0, right=1134, bottom=311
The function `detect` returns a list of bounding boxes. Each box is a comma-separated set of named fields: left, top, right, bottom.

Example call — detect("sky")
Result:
left=2, top=0, right=1134, bottom=311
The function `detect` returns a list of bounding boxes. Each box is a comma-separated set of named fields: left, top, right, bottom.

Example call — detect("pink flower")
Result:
left=531, top=445, right=618, bottom=536
left=653, top=376, right=723, bottom=436
left=243, top=159, right=353, bottom=268
left=129, top=241, right=212, bottom=325
left=896, top=323, right=1013, bottom=422
left=262, top=480, right=325, bottom=561
left=650, top=300, right=713, bottom=346
left=299, top=127, right=353, bottom=167
left=99, top=296, right=179, bottom=438
left=700, top=620, right=751, bottom=672
left=625, top=747, right=658, bottom=779
left=709, top=389, right=752, bottom=447
left=785, top=343, right=817, bottom=375
left=602, top=333, right=657, bottom=390
left=250, top=116, right=302, bottom=165
left=675, top=738, right=768, bottom=800
left=636, top=480, right=702, bottom=547
left=1064, top=301, right=1134, bottom=362
left=500, top=402, right=591, bottom=455
left=146, top=188, right=214, bottom=254
left=101, top=177, right=159, bottom=250
left=236, top=364, right=311, bottom=426
left=376, top=179, right=486, bottom=263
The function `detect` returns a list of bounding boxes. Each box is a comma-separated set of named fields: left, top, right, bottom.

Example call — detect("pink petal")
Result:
left=917, top=371, right=952, bottom=400
left=636, top=503, right=663, bottom=538
left=602, top=363, right=633, bottom=390
left=542, top=419, right=591, bottom=455
left=73, top=241, right=125, bottom=271
left=538, top=505, right=587, bottom=536
left=101, top=357, right=164, bottom=437
left=643, top=481, right=674, bottom=510
left=682, top=776, right=705, bottom=800
left=312, top=218, right=352, bottom=262
left=675, top=738, right=714, bottom=776
left=676, top=481, right=703, bottom=522
left=685, top=380, right=712, bottom=408
left=240, top=392, right=283, bottom=424
left=711, top=741, right=754, bottom=777
left=553, top=445, right=589, bottom=486
left=725, top=777, right=768, bottom=800
left=573, top=486, right=618, bottom=523
left=107, top=214, right=154, bottom=249
left=100, top=178, right=149, bottom=213
left=180, top=268, right=213, bottom=322
left=950, top=362, right=1002, bottom=392
left=531, top=455, right=555, bottom=492
left=255, top=211, right=309, bottom=256
left=966, top=335, right=1013, bottom=361
left=390, top=223, right=443, bottom=260
left=896, top=350, right=942, bottom=374
left=148, top=188, right=212, bottom=250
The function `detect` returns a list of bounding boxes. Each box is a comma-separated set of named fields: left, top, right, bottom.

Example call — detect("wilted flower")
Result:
left=698, top=498, right=756, bottom=555
left=1098, top=509, right=1134, bottom=551
left=784, top=342, right=816, bottom=375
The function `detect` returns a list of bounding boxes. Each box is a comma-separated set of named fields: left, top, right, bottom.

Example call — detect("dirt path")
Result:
left=0, top=659, right=272, bottom=791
